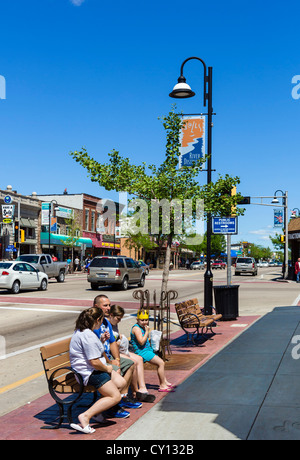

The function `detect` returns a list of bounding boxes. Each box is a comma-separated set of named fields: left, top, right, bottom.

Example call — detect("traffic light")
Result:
left=231, top=186, right=236, bottom=216
left=20, top=229, right=25, bottom=243
left=14, top=221, right=19, bottom=242
left=237, top=196, right=251, bottom=205
left=280, top=235, right=285, bottom=243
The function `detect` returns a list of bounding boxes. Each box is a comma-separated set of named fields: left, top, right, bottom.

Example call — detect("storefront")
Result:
left=85, top=233, right=120, bottom=256
left=288, top=217, right=300, bottom=279
left=40, top=232, right=93, bottom=261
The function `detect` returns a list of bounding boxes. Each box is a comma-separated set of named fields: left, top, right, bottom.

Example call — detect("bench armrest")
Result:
left=48, top=366, right=85, bottom=403
left=180, top=313, right=200, bottom=327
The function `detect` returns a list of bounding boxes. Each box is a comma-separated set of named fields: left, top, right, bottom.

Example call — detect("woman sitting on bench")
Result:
left=69, top=306, right=126, bottom=434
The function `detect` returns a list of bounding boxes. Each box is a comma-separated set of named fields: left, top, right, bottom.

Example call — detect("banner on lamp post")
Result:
left=179, top=115, right=206, bottom=168
left=274, top=209, right=284, bottom=227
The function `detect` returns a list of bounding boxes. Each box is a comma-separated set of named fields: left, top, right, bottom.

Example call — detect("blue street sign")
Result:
left=4, top=195, right=12, bottom=204
left=212, top=217, right=238, bottom=235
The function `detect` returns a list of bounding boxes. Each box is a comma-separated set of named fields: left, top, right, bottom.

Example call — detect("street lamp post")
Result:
left=169, top=57, right=213, bottom=314
left=271, top=190, right=288, bottom=279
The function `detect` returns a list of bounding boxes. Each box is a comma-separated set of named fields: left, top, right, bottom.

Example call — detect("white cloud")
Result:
left=70, top=0, right=85, bottom=6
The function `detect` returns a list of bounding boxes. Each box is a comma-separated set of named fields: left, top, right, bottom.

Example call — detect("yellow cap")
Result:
left=137, top=309, right=149, bottom=320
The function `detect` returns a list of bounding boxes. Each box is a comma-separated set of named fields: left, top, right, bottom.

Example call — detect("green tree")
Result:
left=70, top=107, right=244, bottom=292
left=61, top=216, right=81, bottom=272
left=123, top=232, right=157, bottom=259
left=269, top=232, right=285, bottom=251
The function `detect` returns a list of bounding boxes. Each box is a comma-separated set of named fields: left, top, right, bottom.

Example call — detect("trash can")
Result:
left=213, top=284, right=239, bottom=320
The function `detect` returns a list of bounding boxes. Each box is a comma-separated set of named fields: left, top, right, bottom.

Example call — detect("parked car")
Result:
left=235, top=257, right=258, bottom=276
left=0, top=261, right=48, bottom=294
left=190, top=261, right=205, bottom=270
left=258, top=261, right=269, bottom=267
left=16, top=254, right=67, bottom=282
left=212, top=260, right=226, bottom=269
left=136, top=260, right=150, bottom=275
left=87, top=256, right=145, bottom=290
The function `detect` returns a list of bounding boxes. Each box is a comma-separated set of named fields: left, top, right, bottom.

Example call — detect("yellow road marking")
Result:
left=0, top=371, right=44, bottom=394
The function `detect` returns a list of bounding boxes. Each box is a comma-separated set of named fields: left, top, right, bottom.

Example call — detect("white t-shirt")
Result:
left=69, top=328, right=105, bottom=386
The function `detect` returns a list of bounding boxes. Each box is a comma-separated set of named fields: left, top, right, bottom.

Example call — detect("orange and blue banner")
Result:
left=179, top=115, right=206, bottom=167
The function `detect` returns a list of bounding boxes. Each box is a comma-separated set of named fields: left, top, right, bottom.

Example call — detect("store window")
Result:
left=85, top=209, right=89, bottom=230
left=91, top=210, right=95, bottom=232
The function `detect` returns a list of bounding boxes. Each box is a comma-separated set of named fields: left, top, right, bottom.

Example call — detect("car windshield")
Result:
left=89, top=258, right=118, bottom=268
left=0, top=263, right=12, bottom=269
left=17, top=255, right=39, bottom=263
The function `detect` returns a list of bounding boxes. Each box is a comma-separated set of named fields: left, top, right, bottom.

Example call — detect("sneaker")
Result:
left=119, top=395, right=143, bottom=409
left=104, top=406, right=130, bottom=419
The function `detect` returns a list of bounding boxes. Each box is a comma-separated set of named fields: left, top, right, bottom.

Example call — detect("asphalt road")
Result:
left=0, top=266, right=299, bottom=416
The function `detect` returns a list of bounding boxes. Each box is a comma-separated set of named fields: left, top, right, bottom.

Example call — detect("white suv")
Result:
left=235, top=257, right=258, bottom=276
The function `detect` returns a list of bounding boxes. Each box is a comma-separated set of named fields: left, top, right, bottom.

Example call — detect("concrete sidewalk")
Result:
left=1, top=306, right=300, bottom=440
left=118, top=306, right=300, bottom=440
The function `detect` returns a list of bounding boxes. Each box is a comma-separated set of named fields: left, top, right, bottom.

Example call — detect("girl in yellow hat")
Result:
left=130, top=309, right=176, bottom=392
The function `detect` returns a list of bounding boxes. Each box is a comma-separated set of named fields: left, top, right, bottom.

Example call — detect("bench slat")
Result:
left=40, top=338, right=71, bottom=360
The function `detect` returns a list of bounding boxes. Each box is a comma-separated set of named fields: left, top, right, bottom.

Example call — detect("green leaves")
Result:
left=69, top=106, right=244, bottom=225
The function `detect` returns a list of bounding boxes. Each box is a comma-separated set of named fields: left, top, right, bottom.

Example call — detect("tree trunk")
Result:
left=161, top=235, right=172, bottom=294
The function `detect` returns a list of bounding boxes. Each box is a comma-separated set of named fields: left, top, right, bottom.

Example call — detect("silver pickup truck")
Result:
left=16, top=254, right=67, bottom=282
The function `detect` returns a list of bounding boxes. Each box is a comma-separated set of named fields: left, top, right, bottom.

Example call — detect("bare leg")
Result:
left=148, top=355, right=172, bottom=390
left=77, top=379, right=121, bottom=429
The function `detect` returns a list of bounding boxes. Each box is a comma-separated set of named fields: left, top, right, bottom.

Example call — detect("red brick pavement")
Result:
left=0, top=315, right=259, bottom=440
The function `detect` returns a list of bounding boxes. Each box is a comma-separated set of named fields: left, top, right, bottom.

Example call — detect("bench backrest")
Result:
left=40, top=337, right=71, bottom=383
left=175, top=298, right=202, bottom=321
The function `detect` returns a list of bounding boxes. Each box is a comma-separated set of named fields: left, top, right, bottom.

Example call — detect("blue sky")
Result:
left=1, top=0, right=300, bottom=250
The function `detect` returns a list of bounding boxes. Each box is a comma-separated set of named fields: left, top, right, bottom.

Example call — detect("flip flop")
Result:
left=70, top=423, right=96, bottom=434
left=136, top=391, right=156, bottom=403
left=167, top=383, right=177, bottom=389
left=158, top=388, right=175, bottom=393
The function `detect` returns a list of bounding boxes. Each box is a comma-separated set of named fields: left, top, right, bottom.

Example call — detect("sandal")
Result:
left=70, top=423, right=95, bottom=434
left=167, top=383, right=177, bottom=389
left=158, top=387, right=175, bottom=393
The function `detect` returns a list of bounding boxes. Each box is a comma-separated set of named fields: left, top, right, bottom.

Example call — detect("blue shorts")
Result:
left=88, top=370, right=111, bottom=388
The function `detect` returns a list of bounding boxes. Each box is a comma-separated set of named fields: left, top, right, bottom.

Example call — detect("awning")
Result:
left=20, top=218, right=36, bottom=228
left=40, top=232, right=93, bottom=248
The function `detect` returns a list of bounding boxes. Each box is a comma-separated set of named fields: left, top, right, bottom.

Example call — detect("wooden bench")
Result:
left=40, top=337, right=97, bottom=429
left=174, top=298, right=222, bottom=345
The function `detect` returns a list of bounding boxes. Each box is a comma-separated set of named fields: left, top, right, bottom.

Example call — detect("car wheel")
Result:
left=138, top=275, right=145, bottom=287
left=56, top=271, right=65, bottom=283
left=11, top=280, right=20, bottom=294
left=91, top=283, right=99, bottom=290
left=39, top=279, right=48, bottom=291
left=235, top=272, right=240, bottom=276
left=121, top=276, right=128, bottom=290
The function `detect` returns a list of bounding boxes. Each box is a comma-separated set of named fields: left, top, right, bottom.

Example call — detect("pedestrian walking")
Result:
left=295, top=258, right=300, bottom=283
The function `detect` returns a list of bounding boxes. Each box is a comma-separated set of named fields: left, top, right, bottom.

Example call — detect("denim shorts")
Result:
left=88, top=370, right=111, bottom=388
